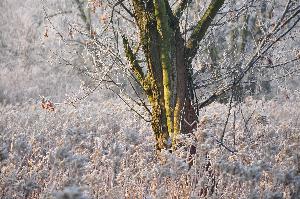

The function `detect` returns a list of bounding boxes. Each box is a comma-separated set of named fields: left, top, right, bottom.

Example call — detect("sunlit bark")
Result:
left=123, top=0, right=225, bottom=151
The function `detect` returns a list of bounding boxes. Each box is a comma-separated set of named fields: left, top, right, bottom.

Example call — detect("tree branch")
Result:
left=122, top=35, right=145, bottom=84
left=164, top=0, right=180, bottom=29
left=198, top=8, right=300, bottom=110
left=131, top=0, right=147, bottom=30
left=185, top=0, right=225, bottom=62
left=112, top=0, right=134, bottom=17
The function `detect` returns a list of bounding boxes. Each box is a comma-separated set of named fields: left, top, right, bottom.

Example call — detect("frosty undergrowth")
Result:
left=1, top=93, right=300, bottom=198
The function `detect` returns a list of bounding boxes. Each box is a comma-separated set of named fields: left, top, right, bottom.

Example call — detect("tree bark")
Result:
left=124, top=0, right=225, bottom=152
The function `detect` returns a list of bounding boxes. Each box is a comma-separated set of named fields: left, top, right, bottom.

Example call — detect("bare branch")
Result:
left=107, top=86, right=151, bottom=123
left=109, top=0, right=135, bottom=25
left=197, top=2, right=300, bottom=110
left=46, top=11, right=73, bottom=19
left=220, top=94, right=233, bottom=143
left=261, top=57, right=300, bottom=69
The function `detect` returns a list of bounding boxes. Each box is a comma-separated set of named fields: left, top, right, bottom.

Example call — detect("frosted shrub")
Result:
left=54, top=186, right=89, bottom=199
left=0, top=92, right=299, bottom=198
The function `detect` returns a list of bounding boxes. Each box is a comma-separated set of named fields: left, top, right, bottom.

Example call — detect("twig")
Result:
left=220, top=93, right=233, bottom=142
left=215, top=138, right=237, bottom=154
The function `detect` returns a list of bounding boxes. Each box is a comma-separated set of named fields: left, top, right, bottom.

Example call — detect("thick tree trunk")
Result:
left=124, top=0, right=225, bottom=152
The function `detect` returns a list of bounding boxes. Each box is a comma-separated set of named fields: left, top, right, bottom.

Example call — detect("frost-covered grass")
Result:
left=1, top=0, right=300, bottom=198
left=1, top=93, right=300, bottom=198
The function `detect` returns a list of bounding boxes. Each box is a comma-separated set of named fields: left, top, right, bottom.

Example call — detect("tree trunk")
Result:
left=123, top=0, right=225, bottom=152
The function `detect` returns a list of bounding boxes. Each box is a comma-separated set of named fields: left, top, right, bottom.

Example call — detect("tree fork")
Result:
left=126, top=0, right=225, bottom=153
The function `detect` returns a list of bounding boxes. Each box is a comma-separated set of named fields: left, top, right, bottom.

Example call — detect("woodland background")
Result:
left=0, top=0, right=300, bottom=198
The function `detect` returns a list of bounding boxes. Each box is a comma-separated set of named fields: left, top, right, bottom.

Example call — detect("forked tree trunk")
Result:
left=123, top=0, right=225, bottom=152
